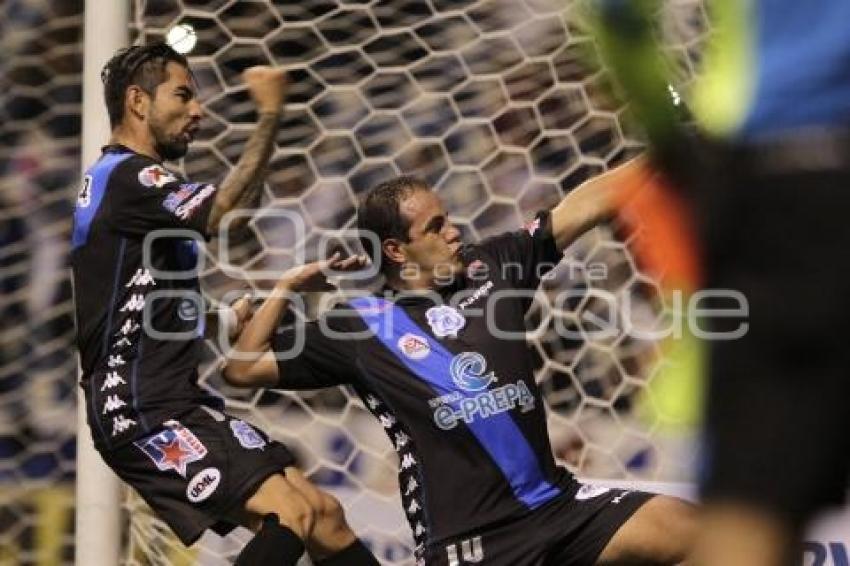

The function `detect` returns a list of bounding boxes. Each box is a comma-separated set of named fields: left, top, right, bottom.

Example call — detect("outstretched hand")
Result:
left=279, top=253, right=370, bottom=293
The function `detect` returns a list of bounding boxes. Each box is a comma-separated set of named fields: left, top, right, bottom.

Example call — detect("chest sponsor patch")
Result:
left=397, top=333, right=431, bottom=360
left=134, top=420, right=207, bottom=477
left=230, top=419, right=267, bottom=450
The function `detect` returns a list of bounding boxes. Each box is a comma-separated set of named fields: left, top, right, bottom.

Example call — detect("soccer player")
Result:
left=71, top=43, right=378, bottom=566
left=223, top=168, right=697, bottom=565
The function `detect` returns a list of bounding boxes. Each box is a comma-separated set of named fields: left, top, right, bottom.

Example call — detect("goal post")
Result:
left=75, top=1, right=129, bottom=564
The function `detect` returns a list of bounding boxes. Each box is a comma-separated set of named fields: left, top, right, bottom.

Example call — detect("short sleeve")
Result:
left=476, top=209, right=563, bottom=290
left=106, top=156, right=217, bottom=238
left=271, top=307, right=359, bottom=390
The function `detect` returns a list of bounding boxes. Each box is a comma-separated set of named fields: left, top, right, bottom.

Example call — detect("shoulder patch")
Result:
left=138, top=164, right=177, bottom=188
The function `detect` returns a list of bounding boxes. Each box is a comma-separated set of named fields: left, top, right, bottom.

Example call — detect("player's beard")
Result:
left=153, top=132, right=189, bottom=161
left=149, top=117, right=190, bottom=161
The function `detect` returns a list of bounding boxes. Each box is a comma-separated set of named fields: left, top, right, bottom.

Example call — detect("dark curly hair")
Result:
left=101, top=43, right=189, bottom=129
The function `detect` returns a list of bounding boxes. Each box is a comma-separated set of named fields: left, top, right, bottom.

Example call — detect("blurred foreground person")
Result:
left=594, top=1, right=850, bottom=565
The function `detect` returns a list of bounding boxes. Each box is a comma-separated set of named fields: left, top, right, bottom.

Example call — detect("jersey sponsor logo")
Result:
left=162, top=183, right=203, bottom=212
left=574, top=483, right=611, bottom=501
left=174, top=184, right=215, bottom=220
left=524, top=217, right=541, bottom=236
left=430, top=352, right=535, bottom=430
left=230, top=419, right=266, bottom=450
left=446, top=536, right=484, bottom=565
left=77, top=175, right=93, bottom=207
left=138, top=164, right=177, bottom=188
left=134, top=420, right=208, bottom=477
left=432, top=380, right=535, bottom=430
left=450, top=352, right=495, bottom=392
left=458, top=281, right=493, bottom=310
left=425, top=305, right=465, bottom=338
left=186, top=467, right=221, bottom=503
left=397, top=333, right=430, bottom=360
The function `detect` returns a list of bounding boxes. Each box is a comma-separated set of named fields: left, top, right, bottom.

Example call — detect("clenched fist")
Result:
left=242, top=66, right=288, bottom=113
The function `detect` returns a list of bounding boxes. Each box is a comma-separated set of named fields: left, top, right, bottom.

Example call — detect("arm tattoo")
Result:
left=207, top=111, right=280, bottom=235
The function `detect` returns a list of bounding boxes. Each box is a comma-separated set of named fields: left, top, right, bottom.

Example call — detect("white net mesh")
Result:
left=0, top=0, right=708, bottom=564
left=126, top=0, right=709, bottom=564
left=0, top=1, right=82, bottom=564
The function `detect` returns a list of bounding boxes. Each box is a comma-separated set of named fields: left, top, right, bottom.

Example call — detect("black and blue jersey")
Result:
left=71, top=144, right=220, bottom=451
left=273, top=211, right=581, bottom=560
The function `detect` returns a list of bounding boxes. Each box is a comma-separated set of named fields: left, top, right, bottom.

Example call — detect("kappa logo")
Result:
left=397, top=333, right=430, bottom=360
left=186, top=467, right=221, bottom=503
left=458, top=280, right=493, bottom=310
left=138, top=164, right=177, bottom=188
left=524, top=217, right=541, bottom=236
left=134, top=420, right=207, bottom=477
left=230, top=419, right=266, bottom=450
left=425, top=305, right=465, bottom=338
left=574, top=484, right=611, bottom=501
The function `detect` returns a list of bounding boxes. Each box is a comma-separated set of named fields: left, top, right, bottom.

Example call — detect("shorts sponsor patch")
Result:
left=230, top=419, right=267, bottom=450
left=138, top=164, right=177, bottom=188
left=186, top=467, right=221, bottom=503
left=134, top=420, right=207, bottom=477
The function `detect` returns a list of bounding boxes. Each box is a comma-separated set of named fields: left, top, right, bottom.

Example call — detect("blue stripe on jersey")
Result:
left=350, top=297, right=561, bottom=510
left=72, top=152, right=133, bottom=250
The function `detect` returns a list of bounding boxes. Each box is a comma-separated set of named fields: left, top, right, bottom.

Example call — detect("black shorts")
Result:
left=700, top=143, right=850, bottom=523
left=100, top=405, right=296, bottom=545
left=424, top=485, right=653, bottom=566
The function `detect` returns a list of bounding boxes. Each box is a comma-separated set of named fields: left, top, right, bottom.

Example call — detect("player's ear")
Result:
left=382, top=238, right=406, bottom=266
left=125, top=84, right=150, bottom=121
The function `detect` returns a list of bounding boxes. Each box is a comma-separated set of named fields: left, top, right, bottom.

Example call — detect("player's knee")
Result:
left=245, top=474, right=317, bottom=539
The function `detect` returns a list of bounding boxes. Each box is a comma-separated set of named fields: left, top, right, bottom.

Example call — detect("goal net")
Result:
left=0, top=0, right=709, bottom=564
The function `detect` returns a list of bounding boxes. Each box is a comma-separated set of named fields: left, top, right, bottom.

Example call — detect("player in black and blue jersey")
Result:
left=71, top=43, right=377, bottom=566
left=224, top=172, right=697, bottom=565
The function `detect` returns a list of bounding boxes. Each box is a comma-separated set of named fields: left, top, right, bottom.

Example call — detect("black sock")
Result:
left=235, top=514, right=305, bottom=566
left=314, top=538, right=380, bottom=566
